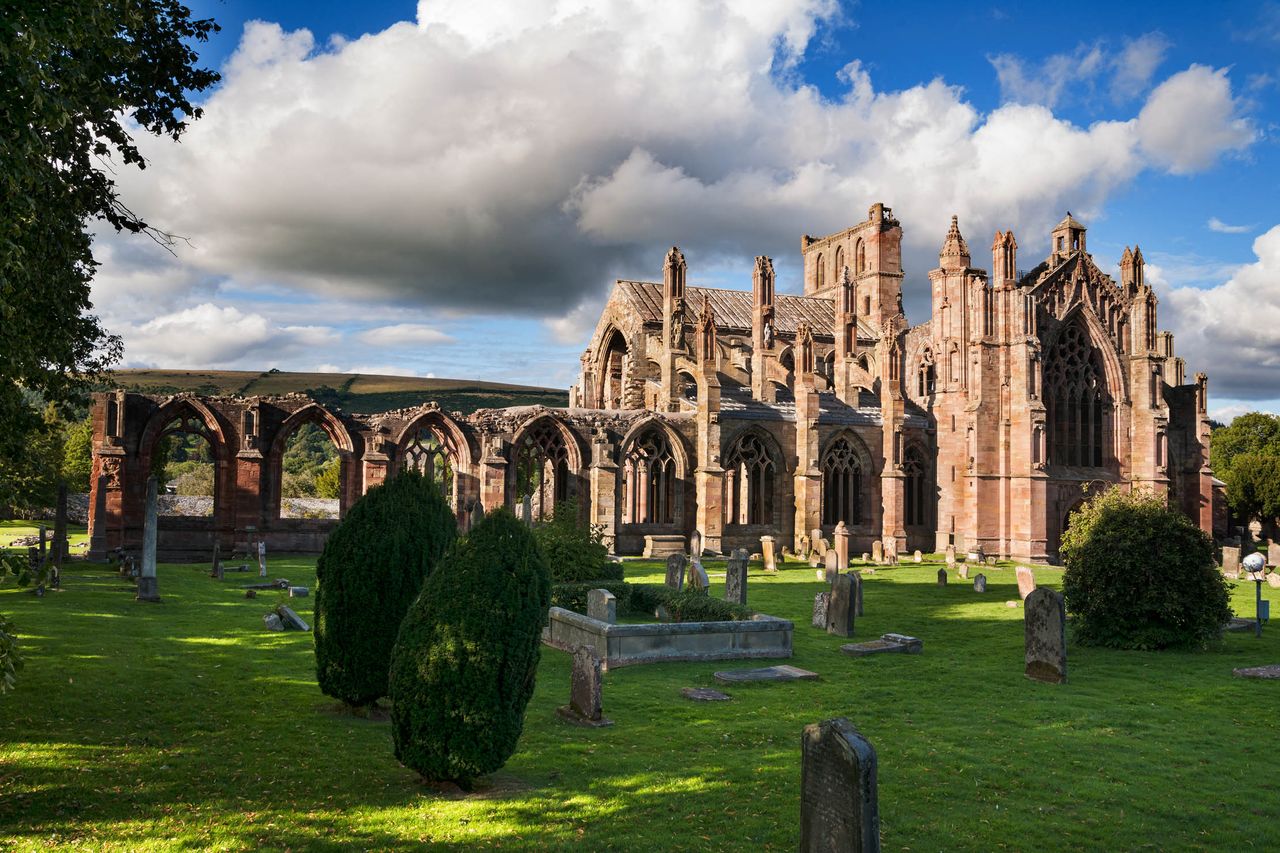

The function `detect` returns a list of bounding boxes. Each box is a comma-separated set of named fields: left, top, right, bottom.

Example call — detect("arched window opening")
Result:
left=917, top=351, right=936, bottom=397
left=677, top=370, right=698, bottom=402
left=400, top=427, right=454, bottom=506
left=779, top=347, right=795, bottom=374
left=856, top=240, right=866, bottom=274
left=822, top=436, right=862, bottom=526
left=622, top=428, right=677, bottom=525
left=724, top=432, right=776, bottom=526
left=280, top=422, right=341, bottom=519
left=1044, top=321, right=1111, bottom=467
left=514, top=420, right=571, bottom=521
left=601, top=330, right=627, bottom=409
left=152, top=415, right=216, bottom=518
left=903, top=445, right=929, bottom=527
left=834, top=246, right=845, bottom=278
left=815, top=253, right=825, bottom=289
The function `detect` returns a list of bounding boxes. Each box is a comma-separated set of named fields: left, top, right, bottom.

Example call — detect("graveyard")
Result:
left=2, top=544, right=1278, bottom=850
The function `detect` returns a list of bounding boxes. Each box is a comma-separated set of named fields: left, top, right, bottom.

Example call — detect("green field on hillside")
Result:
left=2, top=553, right=1277, bottom=850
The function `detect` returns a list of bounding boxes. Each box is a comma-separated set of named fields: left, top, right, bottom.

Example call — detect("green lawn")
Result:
left=1, top=554, right=1278, bottom=850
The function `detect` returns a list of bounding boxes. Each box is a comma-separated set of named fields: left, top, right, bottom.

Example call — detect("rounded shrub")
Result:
left=532, top=500, right=621, bottom=582
left=1061, top=488, right=1231, bottom=650
left=314, top=470, right=457, bottom=707
left=388, top=508, right=551, bottom=788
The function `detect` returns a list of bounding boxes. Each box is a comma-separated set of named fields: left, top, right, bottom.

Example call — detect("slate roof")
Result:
left=615, top=280, right=837, bottom=338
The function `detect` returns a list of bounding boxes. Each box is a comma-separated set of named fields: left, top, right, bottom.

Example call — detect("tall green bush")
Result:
left=314, top=471, right=456, bottom=707
left=389, top=509, right=551, bottom=788
left=1061, top=488, right=1231, bottom=650
left=532, top=500, right=620, bottom=582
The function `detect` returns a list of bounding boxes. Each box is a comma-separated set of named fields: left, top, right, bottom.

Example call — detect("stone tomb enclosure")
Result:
left=800, top=717, right=880, bottom=853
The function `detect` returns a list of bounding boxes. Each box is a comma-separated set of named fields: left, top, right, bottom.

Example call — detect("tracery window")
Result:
left=822, top=435, right=863, bottom=526
left=514, top=419, right=571, bottom=520
left=815, top=253, right=825, bottom=289
left=903, top=444, right=929, bottom=527
left=724, top=431, right=777, bottom=526
left=917, top=350, right=936, bottom=397
left=622, top=428, right=677, bottom=524
left=1044, top=321, right=1110, bottom=467
left=402, top=428, right=453, bottom=504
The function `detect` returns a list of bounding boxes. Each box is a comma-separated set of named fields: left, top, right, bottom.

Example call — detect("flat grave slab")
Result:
left=681, top=687, right=733, bottom=701
left=713, top=664, right=819, bottom=684
left=1224, top=617, right=1257, bottom=633
left=840, top=633, right=923, bottom=658
left=1233, top=664, right=1280, bottom=679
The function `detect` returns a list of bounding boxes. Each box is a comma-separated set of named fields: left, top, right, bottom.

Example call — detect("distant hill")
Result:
left=105, top=369, right=568, bottom=415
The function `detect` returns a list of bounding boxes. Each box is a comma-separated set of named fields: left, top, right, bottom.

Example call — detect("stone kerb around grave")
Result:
left=543, top=607, right=794, bottom=670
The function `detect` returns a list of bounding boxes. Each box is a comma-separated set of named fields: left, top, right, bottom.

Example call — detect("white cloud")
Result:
left=356, top=324, right=455, bottom=346
left=119, top=304, right=339, bottom=368
left=1208, top=217, right=1253, bottom=234
left=1136, top=65, right=1255, bottom=173
left=989, top=33, right=1169, bottom=108
left=1155, top=225, right=1280, bottom=400
left=94, top=4, right=1258, bottom=376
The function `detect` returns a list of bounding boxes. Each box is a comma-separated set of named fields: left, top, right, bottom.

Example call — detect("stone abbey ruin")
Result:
left=88, top=203, right=1212, bottom=562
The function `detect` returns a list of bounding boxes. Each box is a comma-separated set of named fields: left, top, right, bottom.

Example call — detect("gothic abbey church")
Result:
left=87, top=203, right=1212, bottom=563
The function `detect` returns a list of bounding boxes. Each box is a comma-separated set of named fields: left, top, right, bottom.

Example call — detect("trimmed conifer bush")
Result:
left=313, top=470, right=456, bottom=707
left=1061, top=487, right=1231, bottom=650
left=388, top=508, right=551, bottom=788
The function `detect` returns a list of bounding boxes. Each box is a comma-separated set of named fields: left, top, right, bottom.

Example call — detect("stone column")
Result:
left=136, top=476, right=161, bottom=602
left=588, top=431, right=619, bottom=552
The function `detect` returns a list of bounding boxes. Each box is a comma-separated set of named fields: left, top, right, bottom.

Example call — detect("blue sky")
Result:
left=95, top=1, right=1280, bottom=420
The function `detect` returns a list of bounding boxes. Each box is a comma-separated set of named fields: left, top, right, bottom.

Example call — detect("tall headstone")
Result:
left=799, top=718, right=880, bottom=853
left=813, top=592, right=830, bottom=629
left=587, top=589, right=617, bottom=623
left=870, top=540, right=883, bottom=563
left=211, top=540, right=221, bottom=578
left=558, top=646, right=612, bottom=726
left=936, top=568, right=947, bottom=586
left=799, top=534, right=811, bottom=560
left=912, top=550, right=922, bottom=564
left=945, top=544, right=956, bottom=568
left=1015, top=566, right=1036, bottom=600
left=686, top=555, right=710, bottom=593
left=665, top=554, right=687, bottom=590
left=1024, top=587, right=1067, bottom=684
left=725, top=552, right=749, bottom=605
left=833, top=521, right=850, bottom=569
left=884, top=538, right=898, bottom=566
left=690, top=529, right=703, bottom=559
left=851, top=571, right=864, bottom=618
left=522, top=493, right=534, bottom=526
left=812, top=530, right=827, bottom=557
left=824, top=551, right=839, bottom=575
left=761, top=536, right=778, bottom=572
left=827, top=574, right=856, bottom=637
left=1222, top=545, right=1241, bottom=577
left=136, top=476, right=160, bottom=602
left=973, top=573, right=986, bottom=593
left=957, top=564, right=969, bottom=580
left=470, top=499, right=484, bottom=530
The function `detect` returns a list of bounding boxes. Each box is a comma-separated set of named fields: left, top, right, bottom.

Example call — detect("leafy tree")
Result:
left=1061, top=488, right=1231, bottom=651
left=61, top=415, right=94, bottom=492
left=0, top=613, right=21, bottom=694
left=314, top=457, right=342, bottom=500
left=314, top=471, right=457, bottom=708
left=1211, top=413, right=1280, bottom=535
left=0, top=404, right=65, bottom=510
left=531, top=500, right=620, bottom=582
left=389, top=509, right=551, bottom=788
left=1, top=1, right=219, bottom=460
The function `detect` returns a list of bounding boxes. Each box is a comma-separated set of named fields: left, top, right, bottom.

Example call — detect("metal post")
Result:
left=1257, top=578, right=1264, bottom=638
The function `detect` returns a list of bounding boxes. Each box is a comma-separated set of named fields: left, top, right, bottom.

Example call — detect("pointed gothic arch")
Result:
left=1043, top=313, right=1119, bottom=468
left=509, top=414, right=584, bottom=520
left=821, top=431, right=872, bottom=527
left=722, top=427, right=784, bottom=527
left=618, top=418, right=689, bottom=526
left=597, top=326, right=629, bottom=409
left=266, top=403, right=357, bottom=520
left=392, top=408, right=475, bottom=510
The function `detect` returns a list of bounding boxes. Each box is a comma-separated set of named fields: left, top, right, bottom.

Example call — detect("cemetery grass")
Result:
left=2, top=556, right=1279, bottom=851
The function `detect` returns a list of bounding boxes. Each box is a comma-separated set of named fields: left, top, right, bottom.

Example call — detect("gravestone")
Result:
left=588, top=589, right=617, bottom=623
left=828, top=574, right=856, bottom=638
left=800, top=717, right=880, bottom=853
left=884, top=539, right=898, bottom=566
left=470, top=499, right=484, bottom=529
left=211, top=562, right=224, bottom=581
left=957, top=564, right=969, bottom=580
left=810, top=552, right=822, bottom=568
left=1269, top=539, right=1280, bottom=567
left=263, top=613, right=284, bottom=631
left=973, top=573, right=986, bottom=593
left=860, top=552, right=869, bottom=563
left=814, top=535, right=828, bottom=557
left=945, top=544, right=956, bottom=567
left=912, top=550, right=922, bottom=563
left=799, top=535, right=811, bottom=559
left=1222, top=545, right=1241, bottom=577
left=289, top=586, right=309, bottom=597
left=761, top=536, right=778, bottom=572
left=715, top=665, right=819, bottom=684
left=1024, top=587, right=1067, bottom=684
left=665, top=554, right=687, bottom=590
left=825, top=551, right=839, bottom=573
left=257, top=540, right=268, bottom=578
left=937, top=568, right=947, bottom=586
left=811, top=528, right=824, bottom=550
left=136, top=476, right=160, bottom=602
left=1015, top=566, right=1036, bottom=600
left=871, top=541, right=883, bottom=563
left=522, top=494, right=533, bottom=526
left=833, top=521, right=850, bottom=570
left=682, top=687, right=733, bottom=701
left=211, top=540, right=221, bottom=579
left=841, top=633, right=923, bottom=657
left=690, top=529, right=703, bottom=559
left=686, top=556, right=710, bottom=593
left=558, top=646, right=612, bottom=726
left=985, top=556, right=997, bottom=566
left=967, top=546, right=985, bottom=564
left=813, top=592, right=830, bottom=629
left=852, top=571, right=864, bottom=617
left=277, top=605, right=310, bottom=631
left=725, top=554, right=749, bottom=606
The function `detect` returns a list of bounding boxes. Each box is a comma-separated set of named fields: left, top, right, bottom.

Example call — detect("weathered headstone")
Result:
left=912, top=550, right=922, bottom=563
left=686, top=556, right=710, bottom=593
left=800, top=717, right=880, bottom=853
left=136, top=476, right=160, bottom=602
left=870, top=540, right=883, bottom=563
left=985, top=556, right=997, bottom=566
left=945, top=544, right=956, bottom=567
left=936, top=567, right=947, bottom=586
left=813, top=591, right=831, bottom=629
left=211, top=563, right=224, bottom=580
left=665, top=554, right=687, bottom=590
left=725, top=553, right=749, bottom=606
left=967, top=546, right=985, bottom=564
left=958, top=564, right=969, bottom=580
left=828, top=574, right=856, bottom=637
left=690, top=529, right=703, bottom=559
left=860, top=552, right=870, bottom=563
left=761, top=535, right=778, bottom=572
left=276, top=605, right=310, bottom=631
left=973, top=573, right=986, bottom=592
left=588, top=588, right=617, bottom=623
left=257, top=540, right=268, bottom=578
left=211, top=540, right=221, bottom=579
left=715, top=664, right=819, bottom=684
left=288, top=586, right=309, bottom=598
left=852, top=571, right=864, bottom=617
left=1024, top=587, right=1067, bottom=684
left=833, top=521, right=850, bottom=569
left=814, top=535, right=829, bottom=557
left=884, top=538, right=898, bottom=566
left=522, top=493, right=533, bottom=526
left=1222, top=545, right=1241, bottom=577
left=558, top=646, right=612, bottom=726
left=263, top=613, right=284, bottom=631
left=825, top=551, right=839, bottom=573
left=470, top=499, right=484, bottom=530
left=682, top=687, right=733, bottom=701
left=1015, top=566, right=1036, bottom=600
left=799, top=535, right=811, bottom=559
left=1268, top=572, right=1280, bottom=590
left=841, top=633, right=923, bottom=657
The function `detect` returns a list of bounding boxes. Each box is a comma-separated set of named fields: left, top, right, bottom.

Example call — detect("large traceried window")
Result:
left=622, top=427, right=677, bottom=524
left=821, top=435, right=863, bottom=526
left=514, top=420, right=571, bottom=520
left=724, top=431, right=777, bottom=526
left=401, top=428, right=454, bottom=505
left=1044, top=321, right=1111, bottom=467
left=903, top=444, right=929, bottom=527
